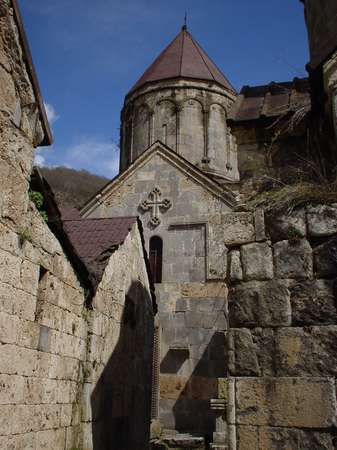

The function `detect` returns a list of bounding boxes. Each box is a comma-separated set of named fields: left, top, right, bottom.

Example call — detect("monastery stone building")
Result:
left=1, top=0, right=337, bottom=449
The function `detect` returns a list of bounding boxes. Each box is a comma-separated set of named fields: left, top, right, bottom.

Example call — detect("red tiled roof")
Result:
left=229, top=78, right=311, bottom=123
left=129, top=27, right=235, bottom=94
left=59, top=207, right=82, bottom=221
left=63, top=217, right=137, bottom=283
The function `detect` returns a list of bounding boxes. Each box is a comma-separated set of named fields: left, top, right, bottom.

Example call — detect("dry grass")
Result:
left=246, top=181, right=337, bottom=216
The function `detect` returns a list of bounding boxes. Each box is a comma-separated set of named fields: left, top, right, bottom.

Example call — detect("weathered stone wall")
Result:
left=0, top=2, right=154, bottom=449
left=0, top=216, right=154, bottom=450
left=121, top=79, right=239, bottom=182
left=78, top=223, right=154, bottom=450
left=227, top=205, right=337, bottom=450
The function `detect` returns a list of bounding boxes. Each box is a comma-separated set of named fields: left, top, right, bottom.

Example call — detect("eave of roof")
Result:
left=11, top=0, right=52, bottom=146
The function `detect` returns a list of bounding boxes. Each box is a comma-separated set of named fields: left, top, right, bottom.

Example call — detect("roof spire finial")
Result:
left=182, top=12, right=187, bottom=31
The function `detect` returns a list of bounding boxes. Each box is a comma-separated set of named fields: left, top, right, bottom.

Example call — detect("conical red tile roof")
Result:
left=129, top=27, right=235, bottom=94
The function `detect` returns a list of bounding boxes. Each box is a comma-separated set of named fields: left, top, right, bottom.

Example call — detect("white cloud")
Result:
left=34, top=151, right=46, bottom=167
left=35, top=137, right=120, bottom=178
left=44, top=103, right=60, bottom=125
left=62, top=138, right=120, bottom=177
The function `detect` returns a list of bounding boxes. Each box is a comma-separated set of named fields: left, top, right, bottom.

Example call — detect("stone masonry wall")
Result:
left=0, top=2, right=154, bottom=449
left=80, top=224, right=154, bottom=450
left=227, top=205, right=337, bottom=450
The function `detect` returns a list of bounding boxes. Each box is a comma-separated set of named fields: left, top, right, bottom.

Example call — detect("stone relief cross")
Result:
left=139, top=187, right=172, bottom=227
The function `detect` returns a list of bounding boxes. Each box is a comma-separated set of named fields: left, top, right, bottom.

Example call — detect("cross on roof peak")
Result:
left=182, top=12, right=188, bottom=31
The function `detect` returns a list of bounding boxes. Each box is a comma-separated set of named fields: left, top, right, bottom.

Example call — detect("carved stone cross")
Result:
left=139, top=187, right=172, bottom=227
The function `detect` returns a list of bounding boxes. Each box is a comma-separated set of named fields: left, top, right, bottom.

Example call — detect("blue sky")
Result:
left=19, top=0, right=309, bottom=178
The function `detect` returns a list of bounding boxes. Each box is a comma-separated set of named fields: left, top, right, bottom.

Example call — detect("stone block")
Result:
left=36, top=428, right=66, bottom=450
left=0, top=282, right=36, bottom=321
left=250, top=328, right=276, bottom=376
left=207, top=312, right=226, bottom=330
left=313, top=237, right=337, bottom=277
left=24, top=377, right=57, bottom=404
left=81, top=382, right=93, bottom=422
left=162, top=434, right=205, bottom=448
left=229, top=329, right=260, bottom=376
left=0, top=311, right=20, bottom=344
left=236, top=377, right=336, bottom=427
left=0, top=433, right=36, bottom=450
left=0, top=344, right=39, bottom=377
left=20, top=259, right=39, bottom=295
left=176, top=298, right=189, bottom=312
left=57, top=380, right=78, bottom=404
left=65, top=425, right=82, bottom=450
left=237, top=426, right=334, bottom=450
left=160, top=375, right=188, bottom=400
left=208, top=225, right=228, bottom=279
left=0, top=222, right=20, bottom=255
left=276, top=326, right=337, bottom=376
left=86, top=333, right=105, bottom=362
left=189, top=344, right=208, bottom=360
left=60, top=404, right=72, bottom=427
left=38, top=352, right=80, bottom=381
left=229, top=250, right=243, bottom=282
left=274, top=239, right=313, bottom=279
left=229, top=280, right=291, bottom=328
left=267, top=208, right=306, bottom=241
left=38, top=325, right=51, bottom=352
left=188, top=328, right=212, bottom=346
left=0, top=249, right=21, bottom=286
left=81, top=422, right=94, bottom=449
left=0, top=374, right=24, bottom=404
left=0, top=65, right=17, bottom=116
left=307, top=204, right=337, bottom=237
left=159, top=398, right=176, bottom=429
left=240, top=242, right=273, bottom=281
left=18, top=319, right=40, bottom=349
left=290, top=279, right=337, bottom=325
left=50, top=329, right=86, bottom=360
left=35, top=404, right=63, bottom=432
left=254, top=208, right=266, bottom=241
left=212, top=297, right=226, bottom=311
left=181, top=282, right=227, bottom=298
left=222, top=212, right=255, bottom=246
left=185, top=311, right=203, bottom=328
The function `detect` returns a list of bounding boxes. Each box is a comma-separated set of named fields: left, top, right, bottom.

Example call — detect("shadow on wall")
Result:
left=91, top=281, right=154, bottom=450
left=160, top=330, right=226, bottom=442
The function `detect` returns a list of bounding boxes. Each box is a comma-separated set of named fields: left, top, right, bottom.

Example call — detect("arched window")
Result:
left=149, top=236, right=163, bottom=283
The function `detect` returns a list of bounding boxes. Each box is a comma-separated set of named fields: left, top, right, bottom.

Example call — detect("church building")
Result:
left=82, top=25, right=240, bottom=445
